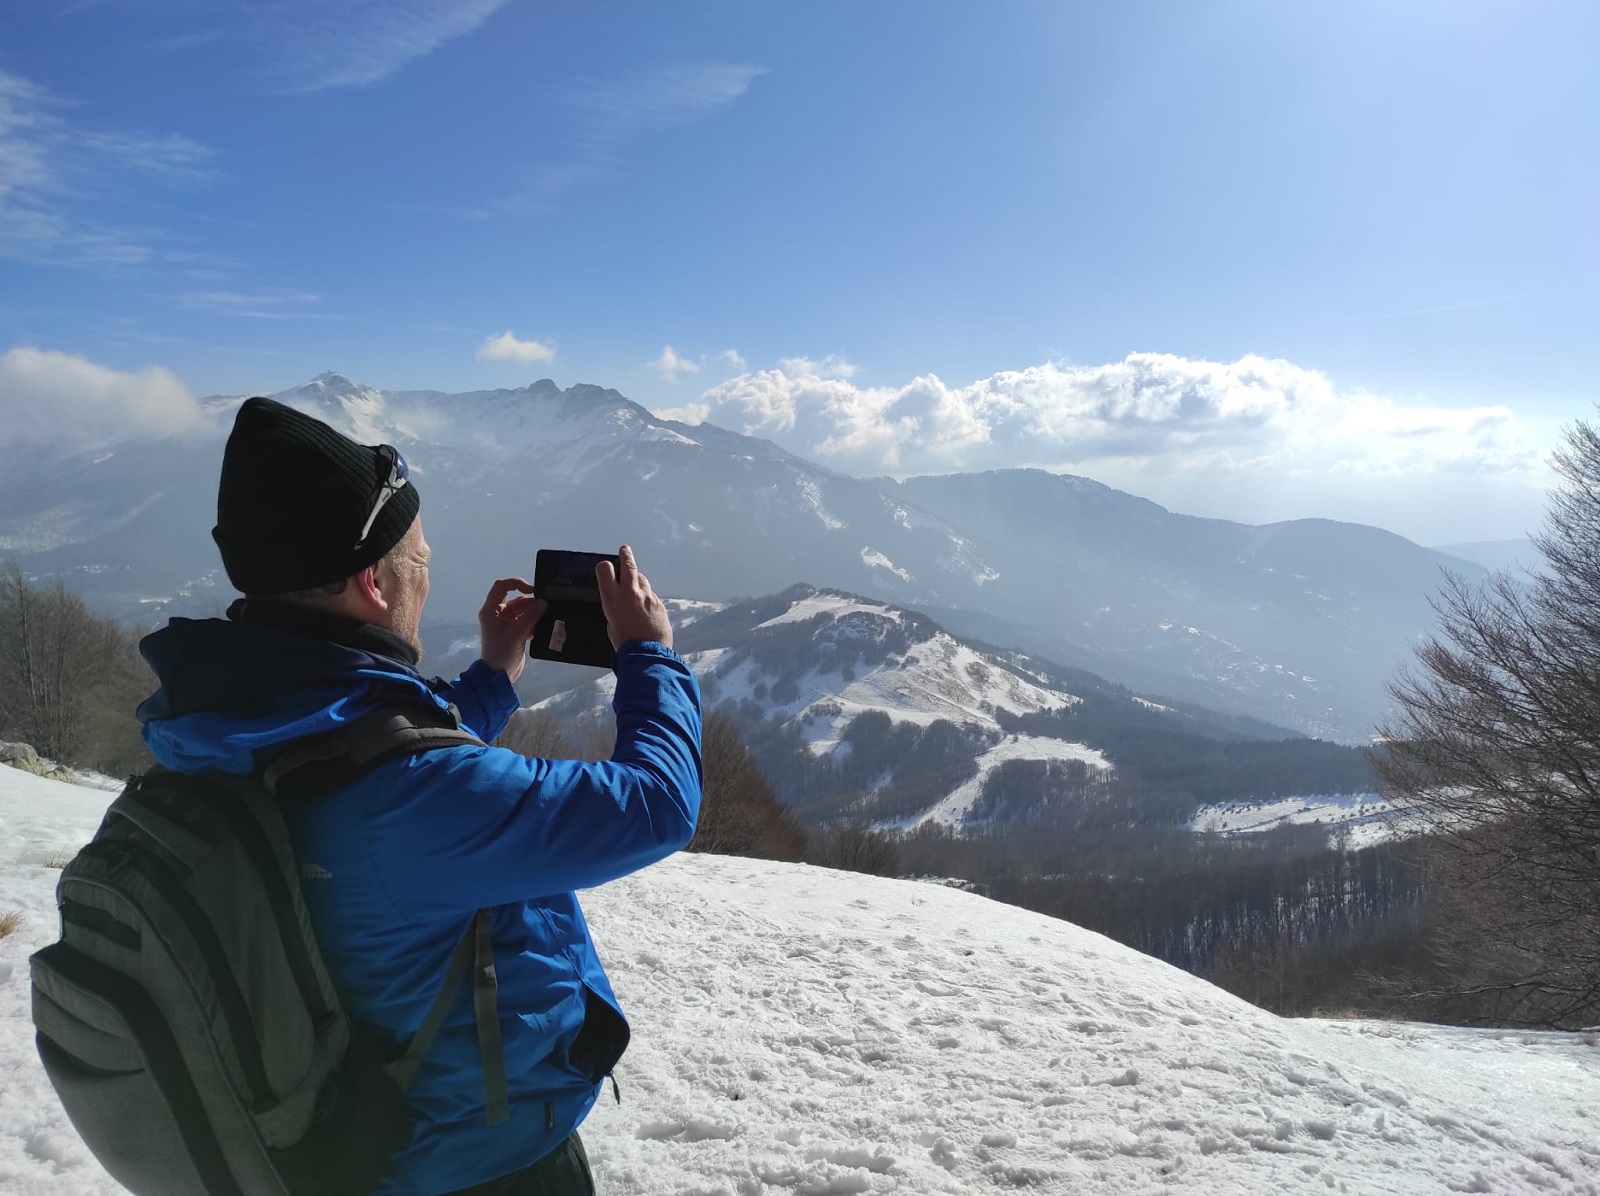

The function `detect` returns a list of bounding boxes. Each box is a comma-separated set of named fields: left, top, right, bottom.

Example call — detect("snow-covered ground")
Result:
left=1191, top=794, right=1425, bottom=847
left=4, top=765, right=1597, bottom=1195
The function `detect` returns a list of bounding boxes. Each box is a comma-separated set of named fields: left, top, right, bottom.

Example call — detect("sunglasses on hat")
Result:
left=354, top=444, right=410, bottom=550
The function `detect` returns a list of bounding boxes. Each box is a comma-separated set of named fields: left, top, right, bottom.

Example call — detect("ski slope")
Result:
left=2, top=765, right=1597, bottom=1195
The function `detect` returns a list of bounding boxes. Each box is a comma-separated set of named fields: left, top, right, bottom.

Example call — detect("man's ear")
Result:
left=353, top=562, right=390, bottom=614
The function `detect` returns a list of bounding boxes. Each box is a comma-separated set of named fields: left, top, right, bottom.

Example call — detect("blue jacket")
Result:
left=137, top=604, right=702, bottom=1195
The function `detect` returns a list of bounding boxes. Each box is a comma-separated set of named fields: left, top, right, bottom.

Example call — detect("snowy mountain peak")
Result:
left=289, top=371, right=378, bottom=406
left=272, top=373, right=390, bottom=444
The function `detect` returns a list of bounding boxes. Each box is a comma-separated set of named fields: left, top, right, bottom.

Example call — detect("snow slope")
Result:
left=733, top=593, right=1078, bottom=743
left=3, top=765, right=1597, bottom=1195
left=1191, top=795, right=1424, bottom=847
left=906, top=733, right=1111, bottom=829
left=536, top=590, right=1105, bottom=827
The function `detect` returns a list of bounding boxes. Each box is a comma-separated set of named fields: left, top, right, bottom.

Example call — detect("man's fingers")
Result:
left=482, top=576, right=535, bottom=613
left=617, top=544, right=637, bottom=587
left=503, top=594, right=542, bottom=619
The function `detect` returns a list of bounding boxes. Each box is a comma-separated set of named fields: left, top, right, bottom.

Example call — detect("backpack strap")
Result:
left=259, top=705, right=485, bottom=800
left=472, top=910, right=510, bottom=1125
left=259, top=705, right=509, bottom=1126
left=383, top=910, right=509, bottom=1125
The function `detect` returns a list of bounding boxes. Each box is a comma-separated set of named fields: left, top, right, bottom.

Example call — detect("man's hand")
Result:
left=479, top=577, right=545, bottom=684
left=596, top=545, right=672, bottom=650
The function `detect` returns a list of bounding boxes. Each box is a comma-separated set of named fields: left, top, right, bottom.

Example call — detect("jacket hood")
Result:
left=138, top=602, right=451, bottom=776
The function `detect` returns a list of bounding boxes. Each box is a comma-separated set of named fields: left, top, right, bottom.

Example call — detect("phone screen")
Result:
left=534, top=549, right=619, bottom=603
left=528, top=549, right=621, bottom=668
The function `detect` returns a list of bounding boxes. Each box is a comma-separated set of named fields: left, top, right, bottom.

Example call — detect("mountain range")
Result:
left=517, top=585, right=1384, bottom=835
left=0, top=372, right=1492, bottom=741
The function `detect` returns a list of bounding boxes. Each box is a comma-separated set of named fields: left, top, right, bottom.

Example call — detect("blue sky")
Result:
left=2, top=0, right=1596, bottom=543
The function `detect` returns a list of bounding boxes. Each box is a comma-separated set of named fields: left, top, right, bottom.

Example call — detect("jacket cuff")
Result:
left=465, top=658, right=519, bottom=716
left=614, top=640, right=682, bottom=665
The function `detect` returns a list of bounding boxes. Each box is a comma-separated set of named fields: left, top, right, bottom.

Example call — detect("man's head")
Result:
left=213, top=396, right=429, bottom=650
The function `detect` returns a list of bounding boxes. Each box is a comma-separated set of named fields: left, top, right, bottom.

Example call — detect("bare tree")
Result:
left=689, top=712, right=807, bottom=862
left=809, top=822, right=900, bottom=877
left=1375, top=416, right=1600, bottom=1028
left=0, top=563, right=151, bottom=773
left=495, top=708, right=574, bottom=759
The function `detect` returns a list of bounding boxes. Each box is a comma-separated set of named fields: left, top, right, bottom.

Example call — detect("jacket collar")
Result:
left=226, top=597, right=421, bottom=669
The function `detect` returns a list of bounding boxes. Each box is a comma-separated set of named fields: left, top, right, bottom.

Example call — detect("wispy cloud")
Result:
left=0, top=346, right=207, bottom=448
left=689, top=352, right=1547, bottom=484
left=505, top=63, right=765, bottom=211
left=568, top=63, right=767, bottom=145
left=261, top=0, right=510, bottom=93
left=177, top=291, right=347, bottom=320
left=478, top=329, right=555, bottom=363
left=0, top=69, right=215, bottom=266
left=651, top=345, right=700, bottom=382
left=1377, top=293, right=1523, bottom=319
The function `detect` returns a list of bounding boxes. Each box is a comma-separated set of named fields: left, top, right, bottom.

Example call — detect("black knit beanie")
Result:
left=212, top=397, right=421, bottom=595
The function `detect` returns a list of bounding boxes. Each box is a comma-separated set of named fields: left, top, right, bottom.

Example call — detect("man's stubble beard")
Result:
left=390, top=586, right=425, bottom=659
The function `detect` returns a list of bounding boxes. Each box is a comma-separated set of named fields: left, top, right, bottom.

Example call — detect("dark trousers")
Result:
left=443, top=1134, right=594, bottom=1196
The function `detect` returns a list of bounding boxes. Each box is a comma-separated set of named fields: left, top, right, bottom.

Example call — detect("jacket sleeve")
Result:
left=437, top=659, right=521, bottom=743
left=364, top=641, right=703, bottom=920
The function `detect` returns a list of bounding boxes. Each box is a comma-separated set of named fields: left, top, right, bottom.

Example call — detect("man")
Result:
left=136, top=396, right=702, bottom=1195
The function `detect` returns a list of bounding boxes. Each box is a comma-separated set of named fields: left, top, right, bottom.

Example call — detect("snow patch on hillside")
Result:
left=906, top=734, right=1112, bottom=829
left=798, top=479, right=846, bottom=531
left=757, top=594, right=898, bottom=630
left=664, top=599, right=725, bottom=628
left=860, top=547, right=911, bottom=581
left=1191, top=794, right=1424, bottom=847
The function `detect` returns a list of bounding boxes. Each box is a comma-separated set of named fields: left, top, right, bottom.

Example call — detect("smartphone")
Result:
left=527, top=549, right=621, bottom=669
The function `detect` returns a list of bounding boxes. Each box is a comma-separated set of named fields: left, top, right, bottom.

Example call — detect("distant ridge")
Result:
left=0, top=374, right=1485, bottom=740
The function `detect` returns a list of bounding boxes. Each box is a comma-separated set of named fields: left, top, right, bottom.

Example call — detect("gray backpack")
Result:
left=29, top=706, right=510, bottom=1196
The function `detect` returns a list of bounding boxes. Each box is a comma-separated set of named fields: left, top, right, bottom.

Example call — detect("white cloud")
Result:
left=0, top=69, right=215, bottom=266
left=652, top=401, right=712, bottom=426
left=263, top=0, right=510, bottom=93
left=694, top=352, right=1549, bottom=483
left=652, top=345, right=701, bottom=382
left=0, top=347, right=206, bottom=448
left=477, top=330, right=555, bottom=364
left=719, top=349, right=746, bottom=369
